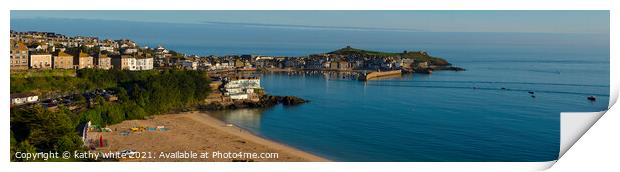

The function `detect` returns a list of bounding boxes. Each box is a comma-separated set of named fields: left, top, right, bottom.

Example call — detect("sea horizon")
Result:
left=10, top=18, right=609, bottom=58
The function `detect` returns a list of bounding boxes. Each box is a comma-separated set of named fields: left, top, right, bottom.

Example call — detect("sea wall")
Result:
left=362, top=70, right=402, bottom=81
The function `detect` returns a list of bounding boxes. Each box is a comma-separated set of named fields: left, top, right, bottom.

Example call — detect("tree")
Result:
left=11, top=69, right=213, bottom=160
left=114, top=87, right=130, bottom=102
left=81, top=107, right=104, bottom=126
left=13, top=141, right=36, bottom=162
left=125, top=103, right=147, bottom=120
left=11, top=105, right=80, bottom=154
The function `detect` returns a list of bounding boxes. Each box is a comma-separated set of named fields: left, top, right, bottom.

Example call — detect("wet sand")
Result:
left=89, top=111, right=328, bottom=162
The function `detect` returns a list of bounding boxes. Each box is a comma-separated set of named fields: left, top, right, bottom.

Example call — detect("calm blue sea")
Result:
left=11, top=18, right=610, bottom=162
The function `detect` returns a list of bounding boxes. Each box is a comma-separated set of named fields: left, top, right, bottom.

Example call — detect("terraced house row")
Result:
left=10, top=42, right=153, bottom=70
left=10, top=31, right=154, bottom=71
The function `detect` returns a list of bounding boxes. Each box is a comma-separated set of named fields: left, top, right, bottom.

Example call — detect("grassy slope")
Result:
left=327, top=47, right=450, bottom=66
left=10, top=69, right=76, bottom=78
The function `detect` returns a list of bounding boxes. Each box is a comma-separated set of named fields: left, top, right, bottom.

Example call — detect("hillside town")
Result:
left=10, top=30, right=461, bottom=108
left=11, top=31, right=159, bottom=71
left=10, top=31, right=456, bottom=73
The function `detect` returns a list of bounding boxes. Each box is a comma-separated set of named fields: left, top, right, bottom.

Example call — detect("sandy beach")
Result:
left=88, top=111, right=327, bottom=162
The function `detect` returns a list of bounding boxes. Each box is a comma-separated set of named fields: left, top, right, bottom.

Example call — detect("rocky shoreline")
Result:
left=432, top=66, right=466, bottom=71
left=409, top=65, right=466, bottom=74
left=199, top=94, right=308, bottom=110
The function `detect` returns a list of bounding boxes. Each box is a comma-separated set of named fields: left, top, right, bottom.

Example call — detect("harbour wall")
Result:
left=362, top=70, right=402, bottom=81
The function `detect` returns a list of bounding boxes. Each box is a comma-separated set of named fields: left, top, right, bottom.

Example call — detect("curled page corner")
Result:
left=539, top=160, right=559, bottom=171
left=559, top=111, right=607, bottom=159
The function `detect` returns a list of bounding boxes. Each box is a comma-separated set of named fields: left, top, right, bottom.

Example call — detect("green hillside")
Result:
left=327, top=46, right=450, bottom=66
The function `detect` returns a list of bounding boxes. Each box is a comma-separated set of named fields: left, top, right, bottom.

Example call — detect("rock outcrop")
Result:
left=199, top=95, right=308, bottom=111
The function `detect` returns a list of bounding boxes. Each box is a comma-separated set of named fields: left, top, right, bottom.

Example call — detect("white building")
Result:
left=255, top=56, right=274, bottom=61
left=112, top=56, right=137, bottom=70
left=122, top=48, right=138, bottom=54
left=98, top=46, right=115, bottom=52
left=229, top=94, right=249, bottom=100
left=155, top=45, right=170, bottom=59
left=224, top=79, right=261, bottom=100
left=212, top=62, right=235, bottom=70
left=127, top=58, right=138, bottom=70
left=29, top=54, right=53, bottom=69
left=10, top=94, right=39, bottom=105
left=181, top=60, right=198, bottom=70
left=136, top=58, right=154, bottom=70
left=397, top=58, right=415, bottom=69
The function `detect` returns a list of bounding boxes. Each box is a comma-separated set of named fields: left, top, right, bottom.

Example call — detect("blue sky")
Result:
left=11, top=11, right=609, bottom=34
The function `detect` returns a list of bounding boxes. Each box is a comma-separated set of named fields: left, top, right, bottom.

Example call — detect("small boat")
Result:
left=587, top=96, right=596, bottom=101
left=528, top=91, right=535, bottom=94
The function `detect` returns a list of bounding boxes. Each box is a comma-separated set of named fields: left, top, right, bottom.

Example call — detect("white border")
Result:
left=1, top=0, right=617, bottom=171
